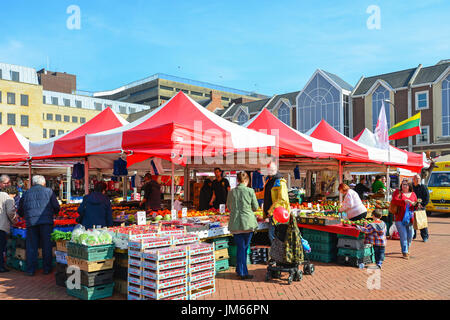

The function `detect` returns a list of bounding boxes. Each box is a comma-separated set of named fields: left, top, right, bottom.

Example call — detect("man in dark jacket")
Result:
left=77, top=182, right=113, bottom=230
left=354, top=177, right=371, bottom=200
left=18, top=175, right=60, bottom=276
left=412, top=174, right=430, bottom=242
left=140, top=173, right=162, bottom=211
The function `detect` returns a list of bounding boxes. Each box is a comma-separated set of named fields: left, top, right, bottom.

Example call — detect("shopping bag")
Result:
left=402, top=203, right=413, bottom=226
left=389, top=223, right=400, bottom=240
left=413, top=210, right=428, bottom=230
left=301, top=238, right=311, bottom=253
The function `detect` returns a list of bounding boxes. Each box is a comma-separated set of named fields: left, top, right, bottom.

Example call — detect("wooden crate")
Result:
left=66, top=256, right=115, bottom=272
left=56, top=240, right=68, bottom=253
left=214, top=248, right=229, bottom=261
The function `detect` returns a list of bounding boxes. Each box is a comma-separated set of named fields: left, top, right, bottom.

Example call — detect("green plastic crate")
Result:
left=337, top=233, right=365, bottom=240
left=305, top=251, right=336, bottom=263
left=208, top=237, right=230, bottom=251
left=229, top=256, right=251, bottom=267
left=67, top=242, right=115, bottom=261
left=337, top=245, right=373, bottom=259
left=215, top=259, right=229, bottom=273
left=302, top=232, right=337, bottom=244
left=309, top=241, right=337, bottom=254
left=6, top=257, right=56, bottom=272
left=228, top=245, right=251, bottom=257
left=66, top=282, right=115, bottom=300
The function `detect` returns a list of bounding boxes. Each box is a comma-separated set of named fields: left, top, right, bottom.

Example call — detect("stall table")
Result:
left=298, top=223, right=361, bottom=238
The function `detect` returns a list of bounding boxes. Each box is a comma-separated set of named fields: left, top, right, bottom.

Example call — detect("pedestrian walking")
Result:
left=412, top=174, right=430, bottom=242
left=0, top=187, right=17, bottom=273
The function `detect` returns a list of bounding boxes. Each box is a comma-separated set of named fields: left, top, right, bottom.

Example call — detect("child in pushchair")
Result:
left=265, top=214, right=314, bottom=284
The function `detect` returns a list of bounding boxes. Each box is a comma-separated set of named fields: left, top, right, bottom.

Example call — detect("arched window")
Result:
left=443, top=74, right=450, bottom=137
left=278, top=104, right=290, bottom=126
left=372, top=85, right=391, bottom=130
left=237, top=111, right=248, bottom=125
left=297, top=73, right=341, bottom=133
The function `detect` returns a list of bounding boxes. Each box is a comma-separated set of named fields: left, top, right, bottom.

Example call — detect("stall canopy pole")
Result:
left=338, top=160, right=343, bottom=203
left=184, top=165, right=190, bottom=202
left=171, top=162, right=175, bottom=210
left=28, top=160, right=32, bottom=190
left=84, top=159, right=89, bottom=195
left=67, top=166, right=72, bottom=203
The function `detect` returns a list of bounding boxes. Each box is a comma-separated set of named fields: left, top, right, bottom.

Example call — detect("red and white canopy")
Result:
left=85, top=92, right=276, bottom=165
left=0, top=128, right=30, bottom=162
left=30, top=107, right=128, bottom=159
left=354, top=128, right=428, bottom=172
left=307, top=120, right=388, bottom=163
left=244, top=108, right=342, bottom=158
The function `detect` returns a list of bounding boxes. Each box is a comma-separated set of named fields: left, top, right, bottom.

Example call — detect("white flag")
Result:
left=374, top=102, right=389, bottom=150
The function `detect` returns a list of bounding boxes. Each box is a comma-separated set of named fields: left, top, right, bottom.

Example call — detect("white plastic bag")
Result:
left=389, top=223, right=400, bottom=240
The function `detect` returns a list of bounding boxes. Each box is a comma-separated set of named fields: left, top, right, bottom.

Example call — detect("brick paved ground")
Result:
left=1, top=213, right=449, bottom=300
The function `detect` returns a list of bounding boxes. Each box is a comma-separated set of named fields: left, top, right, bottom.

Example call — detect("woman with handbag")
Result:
left=391, top=180, right=417, bottom=259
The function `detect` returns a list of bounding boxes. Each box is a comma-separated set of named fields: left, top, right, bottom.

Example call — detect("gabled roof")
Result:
left=321, top=70, right=353, bottom=92
left=222, top=98, right=271, bottom=119
left=413, top=62, right=450, bottom=85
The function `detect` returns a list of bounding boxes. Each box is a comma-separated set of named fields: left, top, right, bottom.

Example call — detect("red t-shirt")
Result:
left=391, top=189, right=417, bottom=222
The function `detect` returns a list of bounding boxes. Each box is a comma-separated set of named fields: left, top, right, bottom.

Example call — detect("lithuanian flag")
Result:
left=388, top=112, right=421, bottom=140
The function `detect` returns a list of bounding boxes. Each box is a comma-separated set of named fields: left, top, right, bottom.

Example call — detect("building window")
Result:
left=64, top=115, right=70, bottom=122
left=0, top=91, right=2, bottom=103
left=51, top=97, right=58, bottom=105
left=72, top=116, right=78, bottom=123
left=159, top=96, right=171, bottom=102
left=58, top=130, right=65, bottom=136
left=443, top=74, right=450, bottom=136
left=94, top=102, right=102, bottom=111
left=176, top=89, right=189, bottom=94
left=129, top=107, right=136, bottom=113
left=49, top=129, right=56, bottom=138
left=55, top=114, right=62, bottom=121
left=10, top=71, right=19, bottom=82
left=160, top=85, right=173, bottom=91
left=20, top=115, right=29, bottom=127
left=7, top=92, right=15, bottom=104
left=75, top=100, right=82, bottom=108
left=119, top=106, right=127, bottom=114
left=343, top=95, right=350, bottom=137
left=415, top=91, right=429, bottom=110
left=7, top=113, right=16, bottom=126
left=20, top=94, right=29, bottom=106
left=43, top=96, right=46, bottom=104
left=416, top=126, right=429, bottom=145
left=297, top=72, right=342, bottom=133
left=104, top=104, right=112, bottom=109
left=0, top=69, right=2, bottom=79
left=205, top=93, right=211, bottom=98
left=372, top=85, right=391, bottom=130
left=80, top=117, right=86, bottom=124
left=43, top=129, right=47, bottom=138
left=277, top=104, right=290, bottom=126
left=237, top=111, right=248, bottom=125
left=222, top=97, right=230, bottom=101
left=46, top=113, right=53, bottom=121
left=191, top=91, right=203, bottom=97
left=63, top=98, right=71, bottom=107
left=0, top=112, right=2, bottom=124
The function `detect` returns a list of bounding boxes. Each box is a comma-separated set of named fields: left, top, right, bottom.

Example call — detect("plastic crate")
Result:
left=305, top=251, right=336, bottom=263
left=336, top=254, right=374, bottom=267
left=214, top=248, right=229, bottom=261
left=309, top=242, right=337, bottom=254
left=337, top=245, right=373, bottom=259
left=55, top=272, right=67, bottom=287
left=67, top=242, right=115, bottom=261
left=301, top=230, right=337, bottom=244
left=337, top=237, right=366, bottom=250
left=113, top=266, right=128, bottom=281
left=6, top=257, right=55, bottom=272
left=229, top=255, right=251, bottom=267
left=337, top=232, right=365, bottom=240
left=55, top=250, right=68, bottom=265
left=66, top=282, right=115, bottom=300
left=80, top=269, right=114, bottom=287
left=11, top=228, right=26, bottom=239
left=53, top=226, right=75, bottom=233
left=215, top=259, right=229, bottom=273
left=56, top=262, right=67, bottom=274
left=56, top=240, right=68, bottom=253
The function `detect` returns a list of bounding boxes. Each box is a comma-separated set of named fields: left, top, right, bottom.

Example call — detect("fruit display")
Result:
left=71, top=226, right=113, bottom=246
left=340, top=218, right=371, bottom=227
left=291, top=201, right=340, bottom=211
left=366, top=199, right=390, bottom=210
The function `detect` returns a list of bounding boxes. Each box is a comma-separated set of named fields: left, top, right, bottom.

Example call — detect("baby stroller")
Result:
left=265, top=214, right=314, bottom=285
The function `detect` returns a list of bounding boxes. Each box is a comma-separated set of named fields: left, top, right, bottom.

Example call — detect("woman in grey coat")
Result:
left=0, top=188, right=17, bottom=272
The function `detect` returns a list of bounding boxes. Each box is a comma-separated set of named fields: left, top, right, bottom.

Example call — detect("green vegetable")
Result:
left=51, top=230, right=72, bottom=242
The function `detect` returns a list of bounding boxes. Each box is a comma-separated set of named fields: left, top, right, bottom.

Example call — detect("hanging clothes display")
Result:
left=252, top=170, right=264, bottom=190
left=294, top=166, right=301, bottom=180
left=72, top=163, right=85, bottom=180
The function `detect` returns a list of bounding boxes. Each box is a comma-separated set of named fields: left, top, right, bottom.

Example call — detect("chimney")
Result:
left=206, top=90, right=224, bottom=112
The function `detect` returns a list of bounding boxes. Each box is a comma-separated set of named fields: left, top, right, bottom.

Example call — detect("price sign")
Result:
left=316, top=204, right=320, bottom=211
left=182, top=207, right=188, bottom=218
left=219, top=204, right=226, bottom=214
left=171, top=209, right=178, bottom=221
left=334, top=202, right=337, bottom=207
left=308, top=203, right=312, bottom=209
left=137, top=211, right=146, bottom=226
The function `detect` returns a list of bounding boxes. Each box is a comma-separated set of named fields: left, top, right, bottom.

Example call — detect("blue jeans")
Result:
left=395, top=221, right=413, bottom=254
left=234, top=232, right=253, bottom=277
left=0, top=231, right=7, bottom=269
left=373, top=245, right=385, bottom=266
left=26, top=224, right=53, bottom=273
left=268, top=217, right=275, bottom=244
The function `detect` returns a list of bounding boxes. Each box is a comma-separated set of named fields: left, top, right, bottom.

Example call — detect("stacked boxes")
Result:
left=55, top=240, right=69, bottom=287
left=126, top=232, right=215, bottom=300
left=208, top=237, right=230, bottom=273
left=6, top=235, right=56, bottom=272
left=301, top=229, right=337, bottom=263
left=336, top=233, right=375, bottom=267
left=65, top=242, right=115, bottom=300
left=228, top=243, right=250, bottom=267
left=113, top=248, right=128, bottom=295
left=250, top=246, right=270, bottom=264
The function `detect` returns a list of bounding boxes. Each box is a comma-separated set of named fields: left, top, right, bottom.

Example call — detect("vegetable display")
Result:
left=71, top=226, right=113, bottom=246
left=51, top=230, right=72, bottom=241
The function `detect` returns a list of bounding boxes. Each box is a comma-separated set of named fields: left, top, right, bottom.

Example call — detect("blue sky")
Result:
left=1, top=0, right=449, bottom=96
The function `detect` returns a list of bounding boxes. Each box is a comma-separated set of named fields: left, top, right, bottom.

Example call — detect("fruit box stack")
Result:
left=126, top=232, right=215, bottom=300
left=336, top=233, right=375, bottom=268
left=65, top=242, right=116, bottom=300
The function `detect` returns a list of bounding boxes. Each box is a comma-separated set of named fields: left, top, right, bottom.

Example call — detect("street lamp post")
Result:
left=384, top=99, right=395, bottom=201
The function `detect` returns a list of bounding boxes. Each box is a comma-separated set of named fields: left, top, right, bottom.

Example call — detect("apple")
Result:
left=154, top=215, right=163, bottom=221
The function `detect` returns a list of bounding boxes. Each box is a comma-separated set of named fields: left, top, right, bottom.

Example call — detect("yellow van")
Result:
left=426, top=161, right=450, bottom=215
